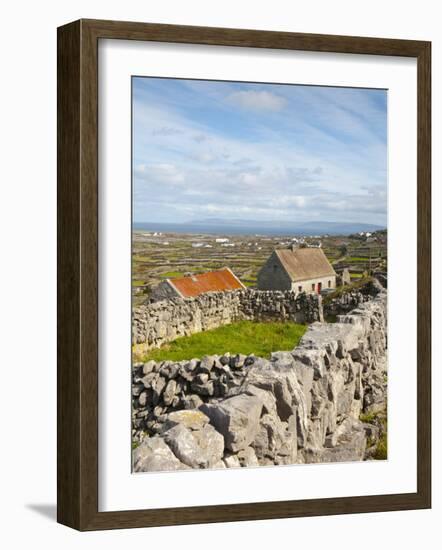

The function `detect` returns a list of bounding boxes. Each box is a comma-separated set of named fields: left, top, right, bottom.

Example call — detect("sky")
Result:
left=132, top=77, right=387, bottom=227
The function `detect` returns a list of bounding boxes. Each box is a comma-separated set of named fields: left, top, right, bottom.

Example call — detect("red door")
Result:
left=317, top=282, right=322, bottom=293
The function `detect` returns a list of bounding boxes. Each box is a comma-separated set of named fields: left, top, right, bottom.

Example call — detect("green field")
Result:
left=142, top=321, right=308, bottom=362
left=160, top=271, right=183, bottom=278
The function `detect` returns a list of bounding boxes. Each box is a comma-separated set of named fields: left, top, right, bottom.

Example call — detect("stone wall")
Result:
left=133, top=289, right=323, bottom=350
left=132, top=289, right=387, bottom=471
left=323, top=277, right=384, bottom=318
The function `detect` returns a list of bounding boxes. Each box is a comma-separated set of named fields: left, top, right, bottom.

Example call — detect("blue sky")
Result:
left=132, top=77, right=387, bottom=226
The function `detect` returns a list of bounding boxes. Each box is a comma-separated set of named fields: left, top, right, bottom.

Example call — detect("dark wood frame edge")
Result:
left=57, top=19, right=431, bottom=531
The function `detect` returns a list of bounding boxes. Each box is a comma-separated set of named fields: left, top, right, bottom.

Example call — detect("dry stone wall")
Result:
left=323, top=278, right=383, bottom=318
left=132, top=289, right=387, bottom=471
left=133, top=289, right=323, bottom=350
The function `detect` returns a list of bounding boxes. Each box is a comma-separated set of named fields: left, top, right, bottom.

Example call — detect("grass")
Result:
left=141, top=320, right=308, bottom=362
left=360, top=409, right=388, bottom=460
left=359, top=411, right=377, bottom=423
left=160, top=271, right=183, bottom=278
left=373, top=431, right=387, bottom=460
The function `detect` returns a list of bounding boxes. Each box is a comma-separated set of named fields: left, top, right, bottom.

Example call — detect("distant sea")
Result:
left=133, top=222, right=274, bottom=236
left=133, top=221, right=384, bottom=237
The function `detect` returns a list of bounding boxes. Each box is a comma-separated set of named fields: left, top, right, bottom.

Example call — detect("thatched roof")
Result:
left=275, top=247, right=336, bottom=282
left=168, top=267, right=245, bottom=298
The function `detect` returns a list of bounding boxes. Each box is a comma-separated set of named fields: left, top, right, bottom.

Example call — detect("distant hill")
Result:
left=189, top=218, right=386, bottom=236
left=134, top=219, right=386, bottom=237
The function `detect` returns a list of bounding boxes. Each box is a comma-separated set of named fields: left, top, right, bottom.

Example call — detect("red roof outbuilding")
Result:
left=167, top=267, right=245, bottom=298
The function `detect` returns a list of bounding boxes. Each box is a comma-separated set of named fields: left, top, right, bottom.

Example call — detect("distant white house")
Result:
left=215, top=238, right=229, bottom=243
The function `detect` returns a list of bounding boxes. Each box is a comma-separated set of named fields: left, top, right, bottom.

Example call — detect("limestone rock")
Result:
left=163, top=423, right=224, bottom=468
left=132, top=437, right=189, bottom=472
left=224, top=454, right=241, bottom=468
left=132, top=287, right=388, bottom=468
left=197, top=355, right=216, bottom=374
left=304, top=420, right=367, bottom=463
left=142, top=360, right=156, bottom=375
left=182, top=394, right=204, bottom=410
left=164, top=409, right=209, bottom=431
left=201, top=393, right=263, bottom=452
left=237, top=446, right=259, bottom=467
left=162, top=379, right=177, bottom=406
left=252, top=413, right=287, bottom=460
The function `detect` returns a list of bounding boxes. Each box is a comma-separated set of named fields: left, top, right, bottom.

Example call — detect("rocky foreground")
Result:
left=132, top=289, right=387, bottom=471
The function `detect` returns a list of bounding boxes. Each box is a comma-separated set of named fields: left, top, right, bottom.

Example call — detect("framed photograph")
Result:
left=57, top=19, right=431, bottom=530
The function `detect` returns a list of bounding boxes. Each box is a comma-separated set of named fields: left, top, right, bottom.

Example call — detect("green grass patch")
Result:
left=160, top=271, right=183, bottom=278
left=360, top=410, right=388, bottom=460
left=132, top=280, right=146, bottom=287
left=132, top=256, right=156, bottom=265
left=359, top=411, right=377, bottom=423
left=372, top=431, right=387, bottom=460
left=142, top=321, right=308, bottom=362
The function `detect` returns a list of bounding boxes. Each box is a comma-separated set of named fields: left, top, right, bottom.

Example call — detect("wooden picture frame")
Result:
left=57, top=19, right=431, bottom=531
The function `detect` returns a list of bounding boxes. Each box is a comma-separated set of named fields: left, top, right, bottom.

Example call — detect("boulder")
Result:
left=230, top=354, right=246, bottom=369
left=197, top=355, right=216, bottom=374
left=201, top=393, right=263, bottom=452
left=245, top=360, right=309, bottom=446
left=292, top=348, right=327, bottom=380
left=237, top=446, right=259, bottom=467
left=191, top=379, right=215, bottom=397
left=182, top=394, right=204, bottom=410
left=164, top=409, right=209, bottom=431
left=304, top=420, right=367, bottom=463
left=224, top=454, right=241, bottom=468
left=132, top=437, right=189, bottom=472
left=162, top=379, right=177, bottom=406
left=152, top=375, right=166, bottom=402
left=163, top=423, right=224, bottom=468
left=244, top=385, right=277, bottom=417
left=142, top=360, right=156, bottom=375
left=252, top=413, right=287, bottom=460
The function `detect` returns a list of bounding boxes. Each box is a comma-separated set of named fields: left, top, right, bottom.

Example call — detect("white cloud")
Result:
left=132, top=79, right=387, bottom=226
left=135, top=163, right=184, bottom=184
left=238, top=172, right=259, bottom=185
left=151, top=126, right=183, bottom=136
left=227, top=90, right=287, bottom=112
